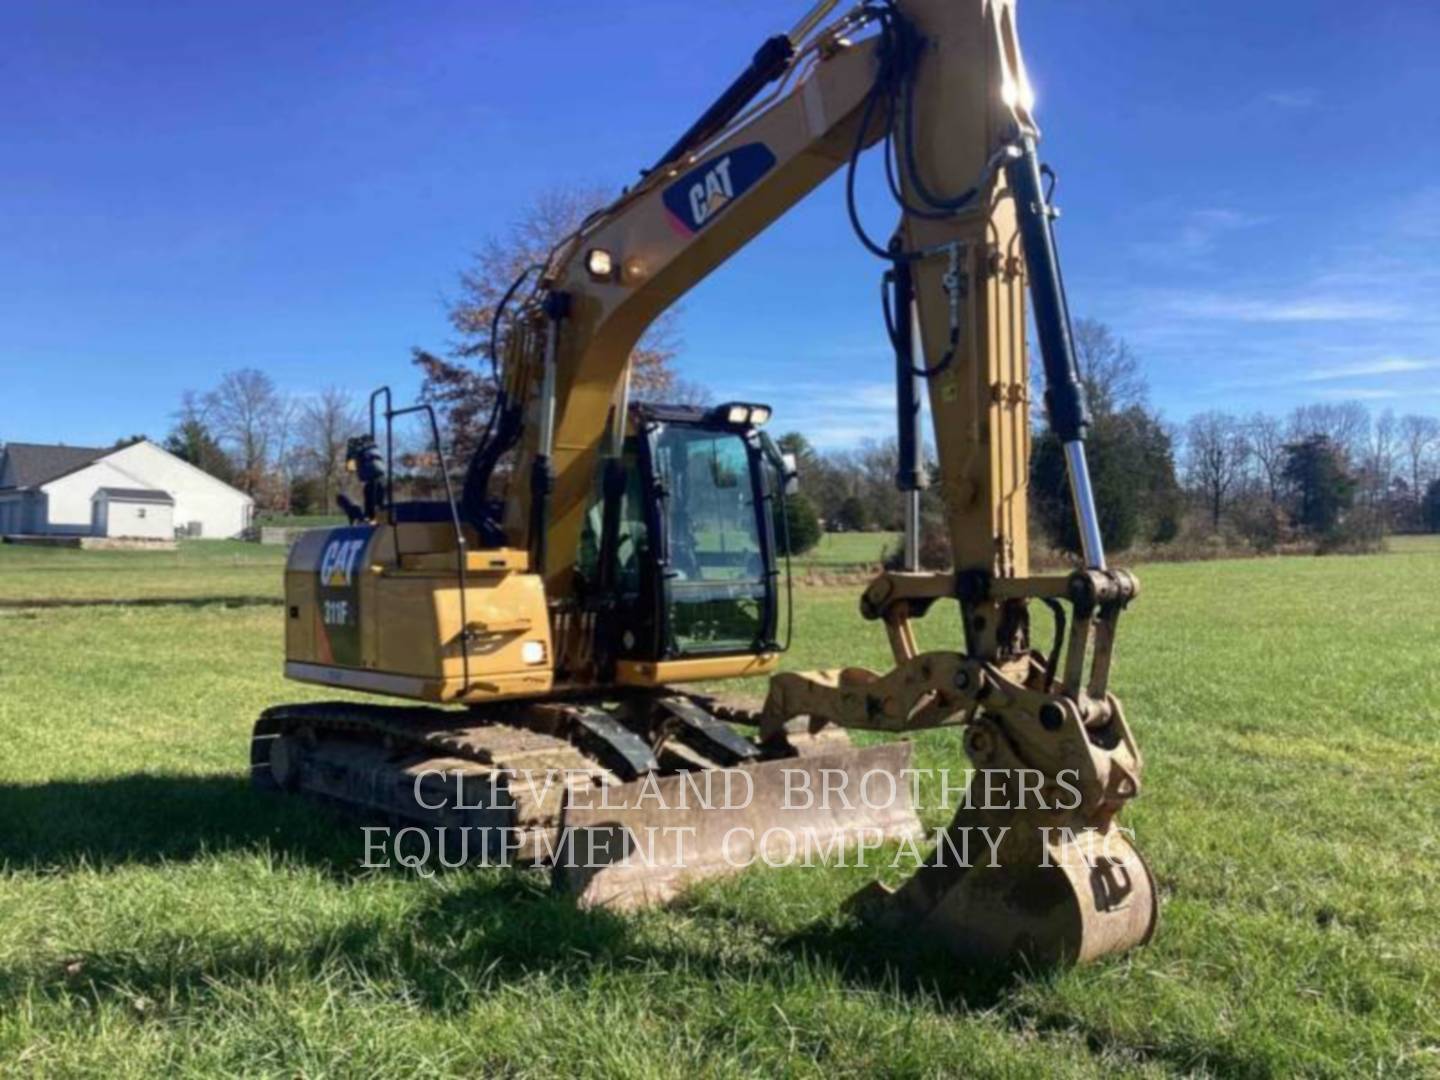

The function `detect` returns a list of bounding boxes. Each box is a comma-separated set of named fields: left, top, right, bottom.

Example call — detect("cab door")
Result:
left=574, top=441, right=663, bottom=669
left=646, top=423, right=778, bottom=659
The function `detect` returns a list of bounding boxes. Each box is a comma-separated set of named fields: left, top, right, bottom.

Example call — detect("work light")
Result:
left=585, top=248, right=615, bottom=280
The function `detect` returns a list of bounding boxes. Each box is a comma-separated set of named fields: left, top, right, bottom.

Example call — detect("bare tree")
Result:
left=1247, top=412, right=1287, bottom=504
left=1398, top=414, right=1440, bottom=514
left=176, top=389, right=207, bottom=428
left=1289, top=402, right=1371, bottom=465
left=1072, top=318, right=1146, bottom=417
left=272, top=399, right=302, bottom=512
left=299, top=387, right=363, bottom=513
left=202, top=368, right=287, bottom=498
left=1185, top=411, right=1250, bottom=529
left=1361, top=408, right=1397, bottom=523
left=652, top=376, right=711, bottom=407
left=415, top=185, right=686, bottom=460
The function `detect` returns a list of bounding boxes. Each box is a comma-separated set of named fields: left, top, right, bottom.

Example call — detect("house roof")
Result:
left=93, top=486, right=175, bottom=505
left=0, top=442, right=107, bottom=489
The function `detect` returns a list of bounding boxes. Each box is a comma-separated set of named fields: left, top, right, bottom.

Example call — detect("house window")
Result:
left=137, top=508, right=146, bottom=519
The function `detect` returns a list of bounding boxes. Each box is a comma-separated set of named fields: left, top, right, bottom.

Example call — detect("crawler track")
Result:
left=250, top=695, right=920, bottom=907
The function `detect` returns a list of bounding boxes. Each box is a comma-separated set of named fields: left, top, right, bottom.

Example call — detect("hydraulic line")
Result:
left=843, top=1, right=1106, bottom=565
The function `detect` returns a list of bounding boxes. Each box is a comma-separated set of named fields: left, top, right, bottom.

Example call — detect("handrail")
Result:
left=382, top=399, right=472, bottom=696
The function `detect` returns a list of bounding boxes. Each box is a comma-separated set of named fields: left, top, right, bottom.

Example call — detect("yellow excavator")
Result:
left=252, top=0, right=1157, bottom=966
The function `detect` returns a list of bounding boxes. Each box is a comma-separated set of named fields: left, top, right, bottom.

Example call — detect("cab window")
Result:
left=651, top=426, right=766, bottom=654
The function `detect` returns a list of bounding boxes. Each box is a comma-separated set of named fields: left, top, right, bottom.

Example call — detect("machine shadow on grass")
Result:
left=0, top=773, right=352, bottom=871
left=0, top=773, right=1037, bottom=1014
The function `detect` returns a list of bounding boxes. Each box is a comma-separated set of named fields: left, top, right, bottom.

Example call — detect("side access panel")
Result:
left=284, top=525, right=555, bottom=702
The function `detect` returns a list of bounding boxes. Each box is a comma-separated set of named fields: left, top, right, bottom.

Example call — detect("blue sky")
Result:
left=3, top=0, right=1438, bottom=450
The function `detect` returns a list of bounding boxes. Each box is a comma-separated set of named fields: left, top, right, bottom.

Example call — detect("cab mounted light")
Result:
left=714, top=402, right=772, bottom=427
left=585, top=248, right=616, bottom=281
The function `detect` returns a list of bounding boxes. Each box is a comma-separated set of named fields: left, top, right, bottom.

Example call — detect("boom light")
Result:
left=585, top=248, right=615, bottom=280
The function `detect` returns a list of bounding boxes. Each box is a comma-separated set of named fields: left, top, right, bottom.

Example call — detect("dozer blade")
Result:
left=554, top=741, right=923, bottom=910
left=848, top=824, right=1157, bottom=966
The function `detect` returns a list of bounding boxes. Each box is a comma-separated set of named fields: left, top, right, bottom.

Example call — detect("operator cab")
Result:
left=576, top=401, right=794, bottom=669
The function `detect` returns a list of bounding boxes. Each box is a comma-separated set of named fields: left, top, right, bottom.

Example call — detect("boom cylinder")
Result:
left=649, top=33, right=794, bottom=174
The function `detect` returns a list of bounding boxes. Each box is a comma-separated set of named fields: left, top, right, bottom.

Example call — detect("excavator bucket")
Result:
left=555, top=740, right=922, bottom=909
left=849, top=823, right=1157, bottom=966
left=761, top=650, right=1159, bottom=966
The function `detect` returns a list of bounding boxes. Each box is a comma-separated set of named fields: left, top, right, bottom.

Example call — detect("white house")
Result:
left=0, top=440, right=253, bottom=539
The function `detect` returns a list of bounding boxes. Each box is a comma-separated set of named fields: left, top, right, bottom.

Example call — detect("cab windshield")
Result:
left=651, top=425, right=768, bottom=654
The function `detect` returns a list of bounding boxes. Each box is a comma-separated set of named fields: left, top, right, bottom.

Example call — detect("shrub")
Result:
left=1425, top=478, right=1440, bottom=533
left=833, top=495, right=870, bottom=533
left=1231, top=499, right=1286, bottom=553
left=775, top=492, right=822, bottom=556
left=882, top=512, right=951, bottom=570
left=1031, top=406, right=1180, bottom=557
left=1316, top=507, right=1385, bottom=555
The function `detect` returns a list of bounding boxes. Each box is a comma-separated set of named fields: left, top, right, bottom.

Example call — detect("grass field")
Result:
left=794, top=531, right=899, bottom=573
left=255, top=514, right=349, bottom=529
left=1, top=538, right=1438, bottom=1076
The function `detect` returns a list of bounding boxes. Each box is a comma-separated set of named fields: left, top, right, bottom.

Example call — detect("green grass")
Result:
left=795, top=531, right=899, bottom=572
left=0, top=540, right=284, bottom=602
left=256, top=514, right=348, bottom=528
left=1, top=540, right=1438, bottom=1075
left=1385, top=533, right=1439, bottom=555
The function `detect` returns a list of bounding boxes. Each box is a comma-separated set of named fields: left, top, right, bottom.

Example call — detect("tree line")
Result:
left=1178, top=403, right=1440, bottom=548
left=161, top=373, right=363, bottom=517
left=154, top=188, right=1440, bottom=556
left=773, top=319, right=1440, bottom=561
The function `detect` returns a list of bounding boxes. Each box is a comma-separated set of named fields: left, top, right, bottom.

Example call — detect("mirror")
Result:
left=781, top=452, right=800, bottom=496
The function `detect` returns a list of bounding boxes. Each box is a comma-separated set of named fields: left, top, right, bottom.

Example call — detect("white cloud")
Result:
left=1312, top=387, right=1402, bottom=401
left=1084, top=182, right=1440, bottom=424
left=1218, top=357, right=1439, bottom=392
left=1158, top=292, right=1404, bottom=323
left=1300, top=357, right=1439, bottom=381
left=1130, top=207, right=1267, bottom=264
left=1262, top=89, right=1317, bottom=109
left=734, top=379, right=901, bottom=449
